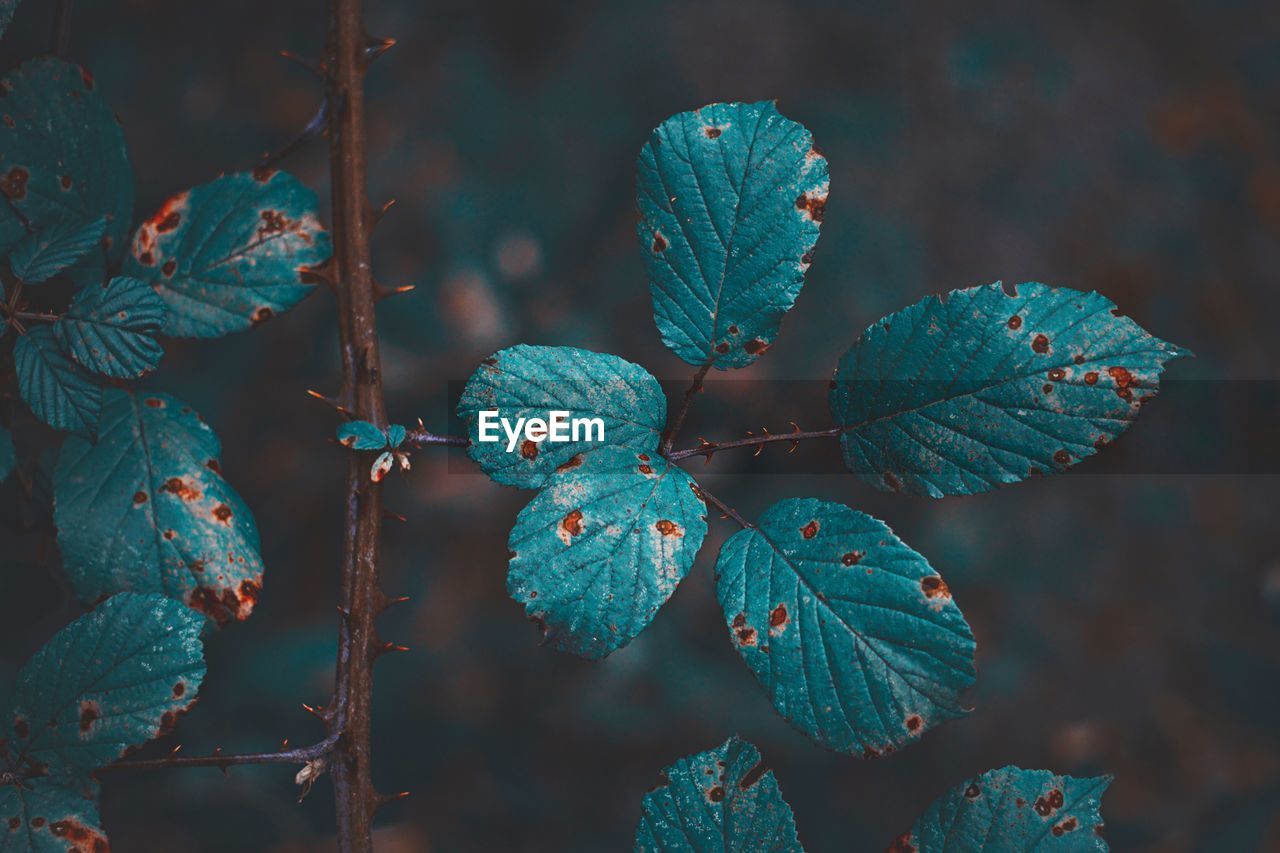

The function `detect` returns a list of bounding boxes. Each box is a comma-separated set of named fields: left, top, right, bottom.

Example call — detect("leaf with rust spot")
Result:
left=716, top=498, right=975, bottom=756
left=14, top=326, right=102, bottom=436
left=897, top=765, right=1112, bottom=851
left=124, top=170, right=332, bottom=338
left=7, top=593, right=205, bottom=781
left=635, top=736, right=801, bottom=852
left=7, top=216, right=106, bottom=284
left=830, top=282, right=1189, bottom=497
left=507, top=446, right=706, bottom=659
left=336, top=420, right=390, bottom=451
left=458, top=345, right=666, bottom=489
left=0, top=58, right=133, bottom=289
left=55, top=276, right=165, bottom=378
left=53, top=389, right=264, bottom=624
left=0, top=779, right=108, bottom=852
left=637, top=101, right=827, bottom=370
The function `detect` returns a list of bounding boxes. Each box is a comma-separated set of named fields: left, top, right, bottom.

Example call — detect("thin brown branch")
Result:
left=696, top=484, right=753, bottom=529
left=103, top=733, right=340, bottom=772
left=403, top=426, right=468, bottom=449
left=666, top=425, right=841, bottom=462
left=661, top=361, right=711, bottom=455
left=324, top=0, right=393, bottom=848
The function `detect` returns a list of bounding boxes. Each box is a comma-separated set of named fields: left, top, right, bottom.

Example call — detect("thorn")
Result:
left=384, top=594, right=410, bottom=610
left=376, top=640, right=410, bottom=657
left=169, top=744, right=182, bottom=756
left=382, top=507, right=407, bottom=523
left=279, top=49, right=325, bottom=78
left=214, top=746, right=228, bottom=775
left=363, top=36, right=396, bottom=65
left=373, top=789, right=411, bottom=813
left=373, top=280, right=416, bottom=301
left=371, top=198, right=397, bottom=226
left=753, top=443, right=764, bottom=457
left=299, top=257, right=336, bottom=288
left=306, top=388, right=351, bottom=417
left=281, top=739, right=290, bottom=749
left=336, top=605, right=351, bottom=623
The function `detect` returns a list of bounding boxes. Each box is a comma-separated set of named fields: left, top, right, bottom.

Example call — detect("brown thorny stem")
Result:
left=99, top=2, right=842, bottom=846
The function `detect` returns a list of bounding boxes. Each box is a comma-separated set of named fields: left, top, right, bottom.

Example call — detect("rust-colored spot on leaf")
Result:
left=795, top=191, right=827, bottom=222
left=132, top=491, right=148, bottom=505
left=704, top=126, right=722, bottom=139
left=905, top=714, right=923, bottom=733
left=715, top=342, right=730, bottom=354
left=1032, top=333, right=1050, bottom=354
left=252, top=166, right=277, bottom=182
left=1052, top=816, right=1079, bottom=836
left=1053, top=449, right=1071, bottom=466
left=887, top=832, right=917, bottom=853
left=1083, top=371, right=1099, bottom=385
left=520, top=439, right=538, bottom=460
left=161, top=477, right=200, bottom=501
left=801, top=519, right=819, bottom=539
left=78, top=701, right=100, bottom=734
left=1108, top=366, right=1135, bottom=401
left=651, top=233, right=667, bottom=253
left=655, top=519, right=682, bottom=537
left=1047, top=367, right=1066, bottom=381
left=50, top=817, right=109, bottom=852
left=556, top=454, right=584, bottom=472
left=561, top=509, right=584, bottom=538
left=1034, top=788, right=1065, bottom=816
left=841, top=551, right=863, bottom=566
left=1074, top=354, right=1086, bottom=365
left=212, top=504, right=233, bottom=524
left=638, top=464, right=653, bottom=475
left=258, top=209, right=288, bottom=237
left=1007, top=315, right=1023, bottom=330
left=965, top=782, right=981, bottom=799
left=921, top=575, right=950, bottom=599
left=744, top=338, right=770, bottom=355
left=707, top=785, right=725, bottom=803
left=0, top=167, right=29, bottom=200
left=59, top=174, right=73, bottom=190
left=144, top=397, right=164, bottom=408
left=155, top=211, right=181, bottom=232
left=768, top=604, right=789, bottom=633
left=251, top=306, right=273, bottom=326
left=172, top=682, right=186, bottom=698
left=162, top=260, right=176, bottom=277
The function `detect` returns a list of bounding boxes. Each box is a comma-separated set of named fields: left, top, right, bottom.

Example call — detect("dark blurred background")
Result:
left=2, top=0, right=1279, bottom=850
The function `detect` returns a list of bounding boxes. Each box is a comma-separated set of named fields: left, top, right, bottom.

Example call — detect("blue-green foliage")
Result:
left=55, top=276, right=165, bottom=378
left=13, top=326, right=101, bottom=436
left=7, top=216, right=106, bottom=284
left=716, top=498, right=974, bottom=756
left=637, top=101, right=827, bottom=370
left=0, top=58, right=133, bottom=288
left=507, top=447, right=707, bottom=659
left=635, top=736, right=801, bottom=853
left=123, top=170, right=331, bottom=338
left=54, top=389, right=264, bottom=624
left=0, top=425, right=13, bottom=482
left=0, top=593, right=205, bottom=851
left=459, top=345, right=666, bottom=488
left=896, top=766, right=1112, bottom=852
left=386, top=423, right=407, bottom=449
left=830, top=282, right=1188, bottom=497
left=337, top=420, right=393, bottom=451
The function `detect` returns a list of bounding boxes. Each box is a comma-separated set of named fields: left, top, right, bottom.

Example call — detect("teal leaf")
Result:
left=13, top=327, right=101, bottom=436
left=386, top=424, right=407, bottom=449
left=830, top=282, right=1189, bottom=497
left=635, top=736, right=801, bottom=853
left=507, top=446, right=707, bottom=659
left=0, top=779, right=108, bottom=852
left=337, top=420, right=388, bottom=451
left=54, top=276, right=165, bottom=378
left=636, top=101, right=827, bottom=370
left=715, top=498, right=975, bottom=756
left=53, top=389, right=264, bottom=624
left=7, top=216, right=106, bottom=284
left=894, top=766, right=1112, bottom=852
left=123, top=170, right=331, bottom=338
left=458, top=345, right=666, bottom=489
left=0, top=59, right=133, bottom=283
left=8, top=593, right=204, bottom=780
left=0, top=426, right=13, bottom=482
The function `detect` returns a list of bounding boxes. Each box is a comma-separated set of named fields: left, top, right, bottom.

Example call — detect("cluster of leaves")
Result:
left=0, top=593, right=206, bottom=851
left=336, top=420, right=413, bottom=482
left=0, top=44, right=330, bottom=849
left=635, top=737, right=1111, bottom=852
left=455, top=101, right=1185, bottom=848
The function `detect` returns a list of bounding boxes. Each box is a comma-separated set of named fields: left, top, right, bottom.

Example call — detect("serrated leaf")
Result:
left=386, top=424, right=406, bottom=449
left=715, top=498, right=975, bottom=756
left=636, top=101, right=827, bottom=370
left=53, top=389, right=264, bottom=624
left=830, top=282, right=1189, bottom=497
left=337, top=420, right=388, bottom=451
left=0, top=426, right=13, bottom=483
left=7, top=216, right=106, bottom=284
left=507, top=446, right=707, bottom=659
left=458, top=345, right=667, bottom=488
left=54, top=276, right=164, bottom=378
left=8, top=593, right=204, bottom=780
left=13, top=327, right=101, bottom=436
left=893, top=766, right=1112, bottom=852
left=0, top=59, right=133, bottom=285
left=123, top=170, right=331, bottom=338
left=0, top=779, right=108, bottom=852
left=636, top=736, right=801, bottom=853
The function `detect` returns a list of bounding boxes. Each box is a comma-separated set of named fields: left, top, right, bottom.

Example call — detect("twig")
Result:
left=667, top=426, right=841, bottom=462
left=257, top=97, right=333, bottom=172
left=661, top=362, right=711, bottom=455
left=403, top=426, right=468, bottom=449
left=104, top=733, right=340, bottom=772
left=696, top=484, right=752, bottom=529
